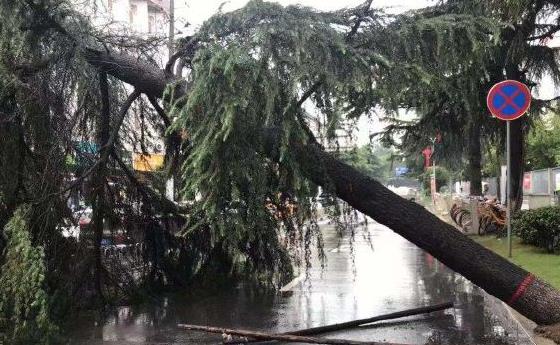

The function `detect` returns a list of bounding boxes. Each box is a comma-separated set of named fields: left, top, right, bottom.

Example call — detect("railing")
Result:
left=456, top=166, right=560, bottom=210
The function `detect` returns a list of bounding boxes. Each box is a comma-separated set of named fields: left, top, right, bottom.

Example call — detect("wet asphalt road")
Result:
left=68, top=220, right=534, bottom=345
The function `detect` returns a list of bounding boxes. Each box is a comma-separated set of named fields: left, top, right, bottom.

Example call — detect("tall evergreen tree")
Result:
left=381, top=0, right=560, bottom=202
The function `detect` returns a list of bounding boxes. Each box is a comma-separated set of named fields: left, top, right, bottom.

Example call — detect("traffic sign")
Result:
left=486, top=80, right=531, bottom=259
left=487, top=80, right=531, bottom=121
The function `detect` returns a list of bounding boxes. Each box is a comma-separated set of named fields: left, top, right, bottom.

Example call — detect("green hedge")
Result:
left=513, top=206, right=560, bottom=253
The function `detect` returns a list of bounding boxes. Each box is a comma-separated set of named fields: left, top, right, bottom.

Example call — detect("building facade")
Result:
left=93, top=0, right=170, bottom=36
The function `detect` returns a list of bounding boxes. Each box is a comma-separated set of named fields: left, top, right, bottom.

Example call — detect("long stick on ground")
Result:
left=224, top=302, right=453, bottom=344
left=177, top=324, right=412, bottom=345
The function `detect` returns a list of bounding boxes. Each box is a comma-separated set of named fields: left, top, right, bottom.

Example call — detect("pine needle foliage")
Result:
left=169, top=0, right=504, bottom=284
left=379, top=0, right=560, bottom=187
left=0, top=207, right=58, bottom=344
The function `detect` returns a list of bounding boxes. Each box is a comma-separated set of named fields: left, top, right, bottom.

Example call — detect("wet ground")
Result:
left=68, top=220, right=534, bottom=345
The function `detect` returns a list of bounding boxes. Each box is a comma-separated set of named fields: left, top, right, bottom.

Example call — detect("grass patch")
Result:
left=473, top=235, right=560, bottom=289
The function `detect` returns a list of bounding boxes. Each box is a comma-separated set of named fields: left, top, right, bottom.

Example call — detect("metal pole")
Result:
left=507, top=121, right=512, bottom=258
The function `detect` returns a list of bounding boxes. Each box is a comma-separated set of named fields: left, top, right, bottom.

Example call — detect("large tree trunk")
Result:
left=467, top=118, right=482, bottom=196
left=505, top=65, right=526, bottom=211
left=91, top=71, right=111, bottom=305
left=509, top=118, right=525, bottom=210
left=85, top=49, right=560, bottom=325
left=284, top=137, right=560, bottom=325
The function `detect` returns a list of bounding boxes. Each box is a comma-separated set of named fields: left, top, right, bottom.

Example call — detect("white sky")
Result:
left=174, top=0, right=434, bottom=34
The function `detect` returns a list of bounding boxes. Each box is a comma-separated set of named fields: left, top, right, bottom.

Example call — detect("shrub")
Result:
left=0, top=206, right=58, bottom=344
left=513, top=206, right=560, bottom=253
left=420, top=166, right=450, bottom=193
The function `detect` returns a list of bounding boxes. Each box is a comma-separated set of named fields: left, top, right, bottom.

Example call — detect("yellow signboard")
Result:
left=133, top=153, right=165, bottom=172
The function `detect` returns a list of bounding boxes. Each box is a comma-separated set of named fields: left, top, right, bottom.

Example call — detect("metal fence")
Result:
left=531, top=169, right=550, bottom=195
left=553, top=167, right=560, bottom=192
left=456, top=166, right=560, bottom=210
left=489, top=166, right=560, bottom=209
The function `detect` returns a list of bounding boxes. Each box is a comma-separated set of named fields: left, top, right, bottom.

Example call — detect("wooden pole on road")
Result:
left=177, top=324, right=413, bottom=345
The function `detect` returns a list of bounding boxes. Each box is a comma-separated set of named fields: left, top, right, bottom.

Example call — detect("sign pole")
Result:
left=506, top=121, right=512, bottom=258
left=487, top=79, right=531, bottom=259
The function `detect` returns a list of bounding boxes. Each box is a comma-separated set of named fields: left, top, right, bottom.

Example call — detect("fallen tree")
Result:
left=6, top=1, right=560, bottom=338
left=83, top=43, right=560, bottom=325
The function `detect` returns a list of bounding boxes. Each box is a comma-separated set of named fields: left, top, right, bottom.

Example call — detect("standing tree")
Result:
left=381, top=0, right=560, bottom=202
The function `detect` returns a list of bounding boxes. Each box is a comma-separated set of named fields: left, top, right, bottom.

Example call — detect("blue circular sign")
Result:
left=486, top=80, right=531, bottom=121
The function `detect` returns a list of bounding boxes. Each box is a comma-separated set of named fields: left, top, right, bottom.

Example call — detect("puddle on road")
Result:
left=67, top=223, right=532, bottom=345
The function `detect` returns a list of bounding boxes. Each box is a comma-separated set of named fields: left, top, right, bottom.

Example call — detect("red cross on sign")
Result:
left=487, top=80, right=531, bottom=121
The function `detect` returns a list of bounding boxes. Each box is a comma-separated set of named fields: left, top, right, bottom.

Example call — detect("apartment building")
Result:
left=94, top=0, right=170, bottom=36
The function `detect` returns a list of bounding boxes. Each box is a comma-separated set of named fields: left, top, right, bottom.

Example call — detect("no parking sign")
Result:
left=486, top=80, right=531, bottom=121
left=486, top=79, right=531, bottom=258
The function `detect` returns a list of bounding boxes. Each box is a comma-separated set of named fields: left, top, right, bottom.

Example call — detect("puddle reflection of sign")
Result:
left=133, top=153, right=165, bottom=172
left=523, top=173, right=531, bottom=192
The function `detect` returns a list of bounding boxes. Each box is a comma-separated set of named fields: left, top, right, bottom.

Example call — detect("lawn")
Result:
left=473, top=235, right=560, bottom=289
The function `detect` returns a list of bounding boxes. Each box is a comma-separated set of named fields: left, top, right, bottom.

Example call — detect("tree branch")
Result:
left=286, top=79, right=323, bottom=145
left=345, top=0, right=374, bottom=40
left=51, top=89, right=140, bottom=198
left=147, top=95, right=171, bottom=127
left=111, top=151, right=188, bottom=215
left=527, top=24, right=560, bottom=41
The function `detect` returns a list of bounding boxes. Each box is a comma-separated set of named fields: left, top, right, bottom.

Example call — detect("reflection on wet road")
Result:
left=69, top=221, right=533, bottom=345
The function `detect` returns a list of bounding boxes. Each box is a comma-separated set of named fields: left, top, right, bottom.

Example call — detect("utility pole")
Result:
left=168, top=0, right=175, bottom=57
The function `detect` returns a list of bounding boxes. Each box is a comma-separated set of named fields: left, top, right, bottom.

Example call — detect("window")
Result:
left=130, top=4, right=137, bottom=25
left=148, top=14, right=155, bottom=33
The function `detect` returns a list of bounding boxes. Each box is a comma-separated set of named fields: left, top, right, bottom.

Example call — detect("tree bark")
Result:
left=467, top=118, right=482, bottom=196
left=86, top=49, right=560, bottom=325
left=91, top=71, right=111, bottom=305
left=504, top=64, right=526, bottom=211
left=283, top=136, right=560, bottom=325
left=508, top=118, right=525, bottom=210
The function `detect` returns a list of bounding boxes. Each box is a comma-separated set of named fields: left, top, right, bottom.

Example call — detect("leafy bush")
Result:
left=0, top=206, right=58, bottom=344
left=420, top=166, right=450, bottom=193
left=513, top=206, right=560, bottom=253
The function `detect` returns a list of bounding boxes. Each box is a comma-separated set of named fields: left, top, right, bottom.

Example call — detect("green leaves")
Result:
left=513, top=206, right=560, bottom=253
left=166, top=0, right=511, bottom=285
left=0, top=207, right=58, bottom=344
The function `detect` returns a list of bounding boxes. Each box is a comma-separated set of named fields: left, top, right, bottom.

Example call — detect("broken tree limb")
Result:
left=177, top=324, right=411, bottom=345
left=86, top=49, right=560, bottom=325
left=224, top=302, right=453, bottom=344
